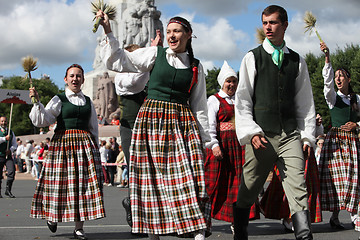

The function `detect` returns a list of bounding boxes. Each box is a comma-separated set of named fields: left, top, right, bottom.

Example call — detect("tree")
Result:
left=0, top=76, right=61, bottom=136
left=205, top=67, right=221, bottom=98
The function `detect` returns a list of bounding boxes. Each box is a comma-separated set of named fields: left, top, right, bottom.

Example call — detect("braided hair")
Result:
left=337, top=67, right=358, bottom=112
left=168, top=16, right=198, bottom=69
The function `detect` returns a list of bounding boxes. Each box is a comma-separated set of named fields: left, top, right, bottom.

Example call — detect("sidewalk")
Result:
left=3, top=171, right=37, bottom=181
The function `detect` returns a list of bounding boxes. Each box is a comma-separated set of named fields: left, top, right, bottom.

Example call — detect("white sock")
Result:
left=351, top=213, right=359, bottom=223
left=194, top=229, right=205, bottom=240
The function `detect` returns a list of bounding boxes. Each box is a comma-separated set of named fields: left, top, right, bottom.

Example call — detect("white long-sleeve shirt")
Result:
left=207, top=90, right=235, bottom=149
left=100, top=32, right=211, bottom=148
left=322, top=62, right=360, bottom=125
left=16, top=144, right=25, bottom=156
left=235, top=40, right=316, bottom=147
left=29, top=88, right=99, bottom=144
left=0, top=128, right=17, bottom=153
left=114, top=72, right=149, bottom=96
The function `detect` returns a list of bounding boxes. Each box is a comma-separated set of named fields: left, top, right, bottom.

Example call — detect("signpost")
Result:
left=0, top=89, right=31, bottom=154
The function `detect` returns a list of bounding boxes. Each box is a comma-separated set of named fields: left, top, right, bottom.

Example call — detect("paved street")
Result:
left=0, top=173, right=359, bottom=240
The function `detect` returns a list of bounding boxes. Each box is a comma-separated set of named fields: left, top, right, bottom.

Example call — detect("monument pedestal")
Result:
left=82, top=69, right=117, bottom=100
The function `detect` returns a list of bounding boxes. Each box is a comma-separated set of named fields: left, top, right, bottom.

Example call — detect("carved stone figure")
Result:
left=94, top=72, right=118, bottom=121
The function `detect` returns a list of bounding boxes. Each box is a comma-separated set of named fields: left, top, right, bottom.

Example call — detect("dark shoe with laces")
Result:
left=122, top=197, right=132, bottom=227
left=73, top=229, right=88, bottom=240
left=5, top=189, right=15, bottom=198
left=330, top=217, right=345, bottom=230
left=46, top=221, right=57, bottom=233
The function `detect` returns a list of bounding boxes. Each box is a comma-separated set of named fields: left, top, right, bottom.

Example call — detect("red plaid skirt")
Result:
left=129, top=99, right=211, bottom=235
left=260, top=148, right=322, bottom=223
left=318, top=127, right=360, bottom=230
left=205, top=123, right=259, bottom=222
left=30, top=130, right=105, bottom=222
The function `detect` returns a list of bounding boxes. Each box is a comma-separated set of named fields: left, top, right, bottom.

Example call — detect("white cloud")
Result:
left=192, top=18, right=248, bottom=62
left=0, top=0, right=359, bottom=87
left=0, top=0, right=96, bottom=70
left=156, top=0, right=252, bottom=16
left=285, top=10, right=360, bottom=58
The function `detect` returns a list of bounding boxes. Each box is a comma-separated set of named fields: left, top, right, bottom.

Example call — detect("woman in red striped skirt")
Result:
left=205, top=61, right=259, bottom=233
left=29, top=64, right=105, bottom=240
left=98, top=12, right=212, bottom=240
left=318, top=42, right=360, bottom=232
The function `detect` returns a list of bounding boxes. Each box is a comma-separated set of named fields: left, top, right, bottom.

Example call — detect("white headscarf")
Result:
left=217, top=61, right=237, bottom=88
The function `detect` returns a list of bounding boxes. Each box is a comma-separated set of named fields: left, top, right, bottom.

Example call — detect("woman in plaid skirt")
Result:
left=205, top=61, right=259, bottom=234
left=98, top=12, right=212, bottom=240
left=29, top=64, right=105, bottom=240
left=318, top=42, right=360, bottom=232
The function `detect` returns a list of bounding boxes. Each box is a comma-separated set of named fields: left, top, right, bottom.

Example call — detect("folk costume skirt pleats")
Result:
left=205, top=122, right=259, bottom=222
left=260, top=148, right=322, bottom=223
left=30, top=129, right=105, bottom=222
left=129, top=99, right=211, bottom=235
left=318, top=127, right=360, bottom=230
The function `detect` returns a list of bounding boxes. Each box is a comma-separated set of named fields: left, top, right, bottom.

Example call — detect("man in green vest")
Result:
left=233, top=5, right=316, bottom=240
left=0, top=115, right=17, bottom=198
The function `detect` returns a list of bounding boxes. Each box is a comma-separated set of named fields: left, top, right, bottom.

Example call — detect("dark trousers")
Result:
left=0, top=156, right=15, bottom=185
left=17, top=157, right=25, bottom=173
left=120, top=126, right=132, bottom=164
left=108, top=166, right=116, bottom=185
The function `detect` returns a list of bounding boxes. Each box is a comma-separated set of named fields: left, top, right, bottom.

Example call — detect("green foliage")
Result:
left=205, top=67, right=220, bottom=98
left=305, top=43, right=360, bottom=133
left=0, top=76, right=62, bottom=136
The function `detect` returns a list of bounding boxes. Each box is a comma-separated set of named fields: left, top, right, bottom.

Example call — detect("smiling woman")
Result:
left=28, top=63, right=104, bottom=240
left=97, top=10, right=212, bottom=240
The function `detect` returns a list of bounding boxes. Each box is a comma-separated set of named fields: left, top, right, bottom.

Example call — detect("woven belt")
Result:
left=220, top=122, right=235, bottom=131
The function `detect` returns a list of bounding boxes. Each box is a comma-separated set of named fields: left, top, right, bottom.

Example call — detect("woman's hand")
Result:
left=151, top=29, right=163, bottom=47
left=341, top=122, right=358, bottom=132
left=29, top=87, right=40, bottom=102
left=320, top=42, right=330, bottom=63
left=96, top=10, right=112, bottom=34
left=212, top=146, right=223, bottom=160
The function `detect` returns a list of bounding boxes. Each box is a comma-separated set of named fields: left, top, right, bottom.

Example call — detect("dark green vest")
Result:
left=0, top=128, right=13, bottom=157
left=330, top=94, right=359, bottom=127
left=147, top=47, right=196, bottom=104
left=251, top=45, right=299, bottom=135
left=56, top=93, right=91, bottom=131
left=119, top=90, right=146, bottom=129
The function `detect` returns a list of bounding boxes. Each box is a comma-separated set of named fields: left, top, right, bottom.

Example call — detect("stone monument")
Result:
left=83, top=0, right=163, bottom=109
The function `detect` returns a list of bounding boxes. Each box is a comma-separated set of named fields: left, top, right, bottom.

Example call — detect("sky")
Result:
left=0, top=0, right=359, bottom=89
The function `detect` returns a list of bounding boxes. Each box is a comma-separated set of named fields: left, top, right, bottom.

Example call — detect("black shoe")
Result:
left=329, top=217, right=345, bottom=230
left=282, top=219, right=294, bottom=233
left=73, top=229, right=88, bottom=240
left=122, top=197, right=132, bottom=227
left=5, top=189, right=15, bottom=198
left=5, top=182, right=15, bottom=198
left=46, top=221, right=57, bottom=233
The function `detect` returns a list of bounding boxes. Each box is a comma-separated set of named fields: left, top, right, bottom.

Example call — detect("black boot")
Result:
left=292, top=210, right=313, bottom=240
left=5, top=181, right=15, bottom=198
left=233, top=203, right=250, bottom=240
left=122, top=197, right=132, bottom=227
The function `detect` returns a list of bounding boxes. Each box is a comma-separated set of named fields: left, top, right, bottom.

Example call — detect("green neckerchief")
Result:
left=266, top=38, right=285, bottom=69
